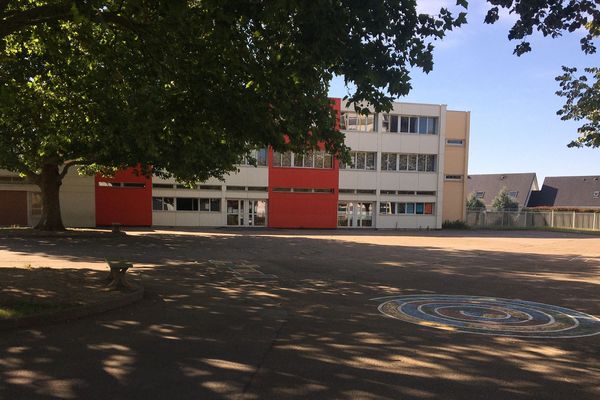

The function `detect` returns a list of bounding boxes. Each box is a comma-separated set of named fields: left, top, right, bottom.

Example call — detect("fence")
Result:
left=466, top=210, right=600, bottom=231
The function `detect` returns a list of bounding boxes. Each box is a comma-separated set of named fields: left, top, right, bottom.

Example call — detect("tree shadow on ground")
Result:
left=0, top=231, right=599, bottom=399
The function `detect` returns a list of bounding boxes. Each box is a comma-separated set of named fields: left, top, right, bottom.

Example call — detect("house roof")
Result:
left=467, top=173, right=538, bottom=207
left=528, top=176, right=600, bottom=208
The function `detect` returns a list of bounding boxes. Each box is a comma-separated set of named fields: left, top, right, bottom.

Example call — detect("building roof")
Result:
left=528, top=176, right=600, bottom=208
left=467, top=173, right=538, bottom=208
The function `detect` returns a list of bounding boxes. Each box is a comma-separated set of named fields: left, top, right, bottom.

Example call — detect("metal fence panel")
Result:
left=465, top=210, right=600, bottom=231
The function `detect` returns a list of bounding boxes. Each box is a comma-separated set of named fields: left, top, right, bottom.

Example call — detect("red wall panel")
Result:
left=95, top=168, right=152, bottom=226
left=267, top=98, right=341, bottom=229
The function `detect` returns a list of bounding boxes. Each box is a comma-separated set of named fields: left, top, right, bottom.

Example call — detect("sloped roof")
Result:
left=528, top=176, right=600, bottom=208
left=467, top=173, right=538, bottom=208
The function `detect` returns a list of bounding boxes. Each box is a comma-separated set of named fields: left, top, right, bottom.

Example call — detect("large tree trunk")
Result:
left=35, top=163, right=65, bottom=231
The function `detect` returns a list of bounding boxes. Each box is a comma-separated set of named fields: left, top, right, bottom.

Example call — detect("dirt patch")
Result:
left=0, top=267, right=138, bottom=319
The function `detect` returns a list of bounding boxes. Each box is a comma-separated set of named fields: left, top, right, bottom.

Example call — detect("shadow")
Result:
left=0, top=231, right=599, bottom=399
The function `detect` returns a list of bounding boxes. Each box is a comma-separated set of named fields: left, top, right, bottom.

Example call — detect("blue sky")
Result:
left=327, top=2, right=598, bottom=184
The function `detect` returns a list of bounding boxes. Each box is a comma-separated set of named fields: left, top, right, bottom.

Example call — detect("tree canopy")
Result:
left=0, top=0, right=466, bottom=229
left=491, top=187, right=519, bottom=211
left=481, top=0, right=599, bottom=147
left=466, top=192, right=485, bottom=210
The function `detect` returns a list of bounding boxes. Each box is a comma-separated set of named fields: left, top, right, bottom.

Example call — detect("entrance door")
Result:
left=227, top=200, right=267, bottom=226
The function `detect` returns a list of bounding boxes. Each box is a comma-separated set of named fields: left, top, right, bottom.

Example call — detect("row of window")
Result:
left=340, top=112, right=439, bottom=135
left=339, top=152, right=437, bottom=172
left=379, top=202, right=435, bottom=215
left=272, top=188, right=335, bottom=193
left=152, top=197, right=221, bottom=212
left=240, top=149, right=268, bottom=166
left=339, top=189, right=436, bottom=196
left=97, top=182, right=146, bottom=188
left=272, top=151, right=334, bottom=169
left=381, top=153, right=436, bottom=172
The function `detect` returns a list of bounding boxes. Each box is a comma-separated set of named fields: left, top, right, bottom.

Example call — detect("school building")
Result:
left=0, top=99, right=470, bottom=229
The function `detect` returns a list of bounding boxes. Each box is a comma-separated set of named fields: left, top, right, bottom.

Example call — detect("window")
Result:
left=398, top=154, right=408, bottom=170
left=379, top=202, right=435, bottom=215
left=379, top=202, right=396, bottom=214
left=381, top=153, right=397, bottom=171
left=445, top=175, right=463, bottom=181
left=447, top=139, right=464, bottom=145
left=177, top=198, right=198, bottom=211
left=199, top=185, right=222, bottom=190
left=313, top=188, right=334, bottom=193
left=508, top=191, right=518, bottom=198
left=594, top=191, right=600, bottom=199
left=383, top=115, right=438, bottom=134
left=339, top=189, right=355, bottom=194
left=273, top=151, right=293, bottom=167
left=247, top=186, right=267, bottom=192
left=199, top=198, right=221, bottom=212
left=241, top=148, right=268, bottom=166
left=153, top=183, right=174, bottom=189
left=380, top=190, right=396, bottom=195
left=176, top=184, right=194, bottom=189
left=226, top=186, right=245, bottom=191
left=398, top=190, right=415, bottom=195
left=341, top=152, right=377, bottom=170
left=273, top=151, right=333, bottom=169
left=417, top=155, right=427, bottom=172
left=408, top=155, right=417, bottom=171
left=475, top=191, right=485, bottom=198
left=152, top=197, right=175, bottom=211
left=416, top=191, right=436, bottom=196
left=273, top=187, right=292, bottom=192
left=341, top=112, right=376, bottom=132
left=356, top=189, right=376, bottom=194
left=210, top=199, right=221, bottom=212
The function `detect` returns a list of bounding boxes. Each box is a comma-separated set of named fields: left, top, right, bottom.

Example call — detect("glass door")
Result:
left=228, top=200, right=267, bottom=226
left=227, top=200, right=244, bottom=226
left=249, top=200, right=267, bottom=226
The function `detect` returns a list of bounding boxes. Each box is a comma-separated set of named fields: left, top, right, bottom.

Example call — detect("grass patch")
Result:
left=0, top=301, right=74, bottom=319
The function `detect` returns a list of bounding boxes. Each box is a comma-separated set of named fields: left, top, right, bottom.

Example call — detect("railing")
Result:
left=466, top=210, right=600, bottom=231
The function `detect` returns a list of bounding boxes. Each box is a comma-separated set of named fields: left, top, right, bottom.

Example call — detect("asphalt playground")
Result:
left=1, top=229, right=599, bottom=399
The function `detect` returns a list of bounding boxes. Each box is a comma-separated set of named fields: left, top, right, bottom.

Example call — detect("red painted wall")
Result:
left=267, top=99, right=341, bottom=228
left=95, top=168, right=152, bottom=226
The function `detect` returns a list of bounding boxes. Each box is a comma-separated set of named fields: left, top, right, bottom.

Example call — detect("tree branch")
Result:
left=59, top=159, right=89, bottom=180
left=0, top=0, right=11, bottom=16
left=0, top=3, right=72, bottom=39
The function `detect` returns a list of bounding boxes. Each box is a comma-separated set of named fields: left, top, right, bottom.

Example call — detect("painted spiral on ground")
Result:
left=376, top=295, right=600, bottom=338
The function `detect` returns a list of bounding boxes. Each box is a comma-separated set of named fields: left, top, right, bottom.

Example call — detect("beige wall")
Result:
left=443, top=111, right=470, bottom=222
left=0, top=168, right=96, bottom=228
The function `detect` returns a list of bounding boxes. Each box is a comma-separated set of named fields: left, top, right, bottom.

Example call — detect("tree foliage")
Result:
left=480, top=0, right=599, bottom=147
left=556, top=66, right=600, bottom=148
left=0, top=0, right=467, bottom=229
left=491, top=187, right=519, bottom=211
left=466, top=192, right=485, bottom=210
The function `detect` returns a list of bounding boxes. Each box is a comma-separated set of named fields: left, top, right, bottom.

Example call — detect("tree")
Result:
left=0, top=1, right=467, bottom=230
left=491, top=187, right=519, bottom=211
left=481, top=0, right=599, bottom=147
left=466, top=192, right=485, bottom=210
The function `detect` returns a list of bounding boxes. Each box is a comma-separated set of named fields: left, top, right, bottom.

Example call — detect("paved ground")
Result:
left=0, top=229, right=599, bottom=399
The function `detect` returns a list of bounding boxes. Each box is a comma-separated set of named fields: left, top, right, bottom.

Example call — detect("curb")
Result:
left=0, top=284, right=144, bottom=331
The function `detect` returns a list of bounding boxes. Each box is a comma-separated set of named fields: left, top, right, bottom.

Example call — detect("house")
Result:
left=528, top=176, right=600, bottom=209
left=467, top=173, right=538, bottom=209
left=0, top=98, right=471, bottom=229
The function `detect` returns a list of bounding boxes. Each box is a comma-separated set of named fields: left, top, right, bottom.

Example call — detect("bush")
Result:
left=442, top=220, right=470, bottom=229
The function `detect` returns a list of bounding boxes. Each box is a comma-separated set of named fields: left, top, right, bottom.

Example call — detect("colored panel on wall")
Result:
left=267, top=98, right=341, bottom=228
left=95, top=168, right=152, bottom=226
